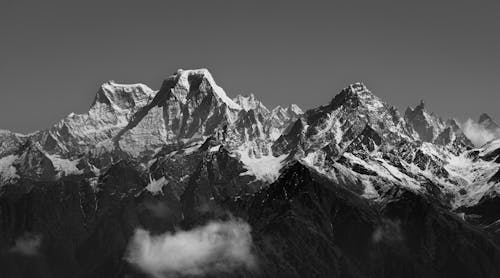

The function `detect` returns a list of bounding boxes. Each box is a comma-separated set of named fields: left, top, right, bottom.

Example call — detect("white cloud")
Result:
left=9, top=234, right=42, bottom=256
left=462, top=119, right=500, bottom=147
left=125, top=220, right=256, bottom=278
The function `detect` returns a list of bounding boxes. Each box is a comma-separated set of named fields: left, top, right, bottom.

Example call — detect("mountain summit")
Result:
left=479, top=112, right=500, bottom=131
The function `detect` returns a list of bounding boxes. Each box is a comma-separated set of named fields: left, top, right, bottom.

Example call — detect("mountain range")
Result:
left=1, top=68, right=500, bottom=278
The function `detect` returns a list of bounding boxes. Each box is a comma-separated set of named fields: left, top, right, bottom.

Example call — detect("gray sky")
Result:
left=1, top=0, right=499, bottom=133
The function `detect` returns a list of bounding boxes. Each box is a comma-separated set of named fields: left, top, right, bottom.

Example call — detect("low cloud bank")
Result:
left=126, top=220, right=256, bottom=278
left=9, top=234, right=42, bottom=256
left=462, top=119, right=500, bottom=147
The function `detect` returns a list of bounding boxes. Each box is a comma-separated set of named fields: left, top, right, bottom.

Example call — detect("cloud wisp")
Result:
left=9, top=234, right=42, bottom=256
left=126, top=220, right=256, bottom=278
left=462, top=119, right=500, bottom=147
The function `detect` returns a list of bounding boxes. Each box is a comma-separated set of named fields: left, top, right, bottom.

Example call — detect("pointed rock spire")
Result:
left=478, top=113, right=499, bottom=130
left=479, top=113, right=493, bottom=124
left=416, top=99, right=425, bottom=110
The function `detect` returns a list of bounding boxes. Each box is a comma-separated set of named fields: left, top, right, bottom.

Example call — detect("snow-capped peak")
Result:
left=327, top=82, right=386, bottom=113
left=404, top=100, right=446, bottom=142
left=287, top=104, right=303, bottom=116
left=174, top=68, right=241, bottom=110
left=101, top=80, right=154, bottom=94
left=269, top=104, right=303, bottom=122
left=479, top=113, right=494, bottom=124
left=233, top=93, right=269, bottom=113
left=478, top=113, right=499, bottom=131
left=93, top=81, right=155, bottom=111
left=348, top=82, right=369, bottom=93
left=341, top=82, right=376, bottom=100
left=415, top=99, right=426, bottom=111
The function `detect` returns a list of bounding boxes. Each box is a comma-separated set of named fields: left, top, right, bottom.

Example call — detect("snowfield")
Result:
left=235, top=146, right=288, bottom=183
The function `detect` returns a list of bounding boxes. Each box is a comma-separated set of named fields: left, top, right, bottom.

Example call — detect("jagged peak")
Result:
left=416, top=99, right=425, bottom=110
left=344, top=82, right=371, bottom=97
left=405, top=100, right=437, bottom=122
left=406, top=100, right=443, bottom=122
left=233, top=93, right=269, bottom=112
left=271, top=105, right=284, bottom=112
left=405, top=100, right=427, bottom=117
left=172, top=68, right=241, bottom=110
left=478, top=113, right=499, bottom=132
left=328, top=81, right=386, bottom=112
left=269, top=104, right=303, bottom=122
left=446, top=118, right=461, bottom=131
left=101, top=80, right=153, bottom=93
left=287, top=104, right=303, bottom=115
left=92, top=80, right=155, bottom=111
left=479, top=113, right=493, bottom=124
left=478, top=113, right=499, bottom=130
left=349, top=81, right=367, bottom=89
left=404, top=100, right=462, bottom=145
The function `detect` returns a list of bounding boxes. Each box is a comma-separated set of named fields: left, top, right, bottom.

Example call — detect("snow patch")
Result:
left=236, top=147, right=287, bottom=183
left=361, top=180, right=379, bottom=199
left=343, top=153, right=420, bottom=190
left=445, top=152, right=500, bottom=207
left=46, top=154, right=83, bottom=176
left=288, top=104, right=304, bottom=115
left=268, top=128, right=283, bottom=141
left=480, top=139, right=500, bottom=156
left=420, top=142, right=450, bottom=161
left=178, top=69, right=241, bottom=110
left=209, top=145, right=221, bottom=152
left=0, top=155, right=19, bottom=185
left=146, top=176, right=168, bottom=195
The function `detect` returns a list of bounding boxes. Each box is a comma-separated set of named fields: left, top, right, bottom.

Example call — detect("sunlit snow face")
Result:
left=236, top=146, right=288, bottom=183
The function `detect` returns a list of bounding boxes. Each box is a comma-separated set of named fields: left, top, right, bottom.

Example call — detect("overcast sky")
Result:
left=1, top=0, right=499, bottom=133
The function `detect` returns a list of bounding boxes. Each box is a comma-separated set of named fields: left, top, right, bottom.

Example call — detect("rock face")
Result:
left=1, top=69, right=500, bottom=278
left=234, top=163, right=500, bottom=278
left=404, top=100, right=444, bottom=142
left=479, top=113, right=499, bottom=131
